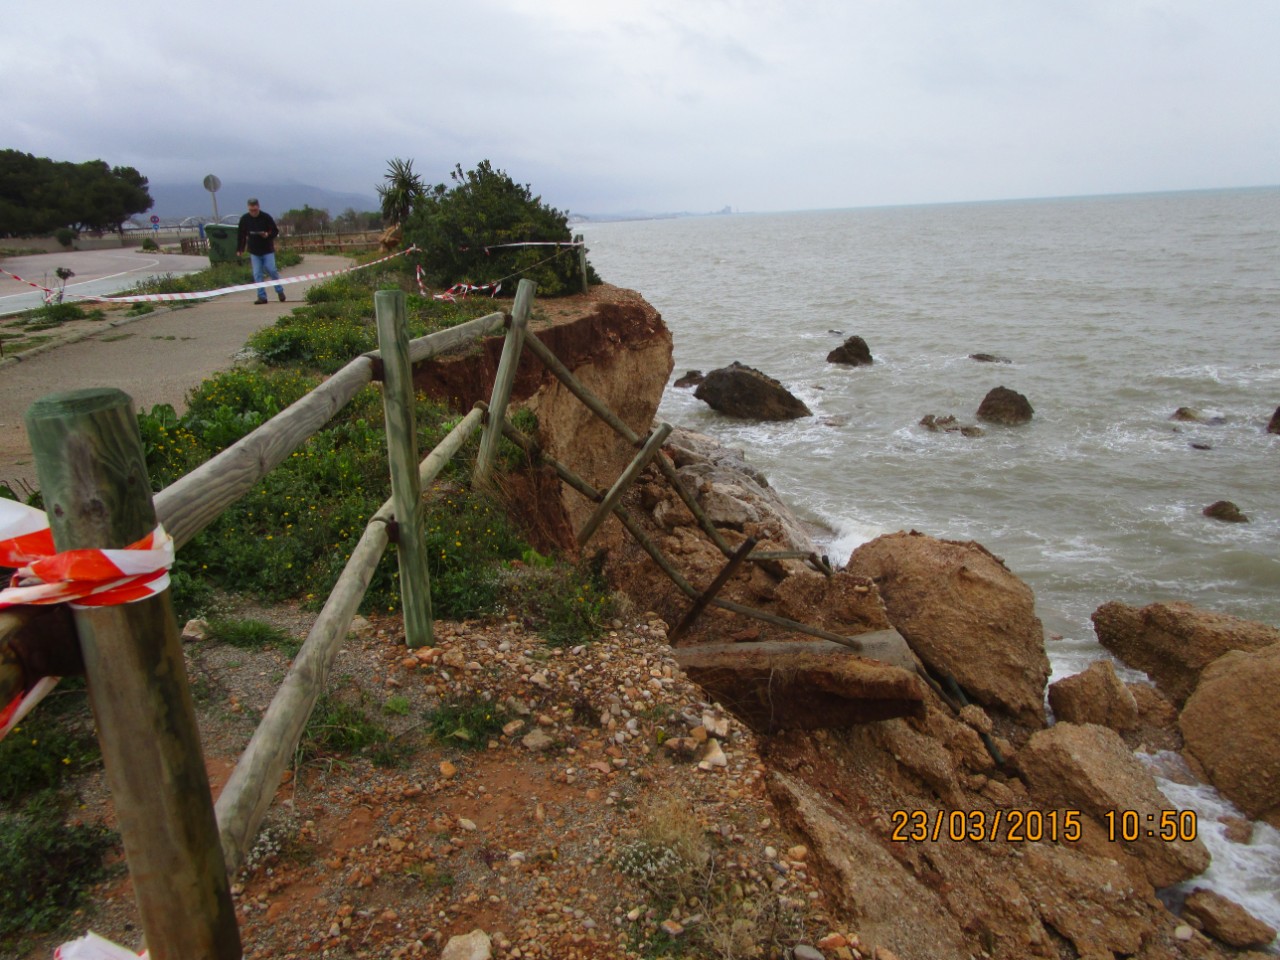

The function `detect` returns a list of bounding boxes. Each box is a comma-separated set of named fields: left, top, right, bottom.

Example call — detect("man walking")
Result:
left=236, top=198, right=286, bottom=303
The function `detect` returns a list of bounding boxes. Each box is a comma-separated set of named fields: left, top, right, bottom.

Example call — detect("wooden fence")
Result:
left=0, top=274, right=927, bottom=958
left=180, top=230, right=384, bottom=257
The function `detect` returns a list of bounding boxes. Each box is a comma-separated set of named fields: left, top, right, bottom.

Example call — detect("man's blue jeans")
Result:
left=250, top=252, right=285, bottom=301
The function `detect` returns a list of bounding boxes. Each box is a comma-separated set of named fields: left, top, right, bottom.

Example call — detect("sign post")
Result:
left=203, top=174, right=222, bottom=222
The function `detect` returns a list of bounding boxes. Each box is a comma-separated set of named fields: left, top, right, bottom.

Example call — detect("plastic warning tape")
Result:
left=0, top=499, right=174, bottom=741
left=0, top=266, right=61, bottom=301
left=81, top=245, right=418, bottom=303
left=2, top=246, right=418, bottom=306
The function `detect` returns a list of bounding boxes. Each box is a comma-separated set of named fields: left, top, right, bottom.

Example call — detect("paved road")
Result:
left=0, top=254, right=352, bottom=493
left=0, top=249, right=214, bottom=316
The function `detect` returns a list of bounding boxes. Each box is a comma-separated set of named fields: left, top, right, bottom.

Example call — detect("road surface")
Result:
left=0, top=249, right=213, bottom=316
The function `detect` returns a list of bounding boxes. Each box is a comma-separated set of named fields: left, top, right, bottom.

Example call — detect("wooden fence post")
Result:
left=24, top=387, right=241, bottom=960
left=576, top=234, right=589, bottom=293
left=474, top=278, right=534, bottom=487
left=374, top=290, right=433, bottom=649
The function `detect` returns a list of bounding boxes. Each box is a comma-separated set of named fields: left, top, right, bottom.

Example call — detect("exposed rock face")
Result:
left=1180, top=643, right=1280, bottom=826
left=694, top=362, right=812, bottom=420
left=661, top=428, right=817, bottom=553
left=1013, top=722, right=1211, bottom=888
left=768, top=772, right=973, bottom=960
left=773, top=570, right=893, bottom=635
left=1268, top=405, right=1280, bottom=434
left=976, top=385, right=1033, bottom=425
left=672, top=369, right=703, bottom=388
left=411, top=285, right=673, bottom=544
left=826, top=335, right=873, bottom=366
left=1172, top=406, right=1205, bottom=422
left=969, top=353, right=1011, bottom=364
left=1203, top=500, right=1249, bottom=522
left=672, top=638, right=926, bottom=733
left=1183, top=888, right=1277, bottom=949
left=1048, top=660, right=1139, bottom=731
left=846, top=531, right=1050, bottom=725
left=1091, top=600, right=1280, bottom=706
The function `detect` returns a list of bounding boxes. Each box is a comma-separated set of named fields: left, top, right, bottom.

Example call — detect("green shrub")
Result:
left=0, top=791, right=116, bottom=942
left=299, top=694, right=408, bottom=768
left=424, top=698, right=508, bottom=750
left=140, top=236, right=159, bottom=252
left=54, top=227, right=75, bottom=248
left=499, top=559, right=617, bottom=647
left=404, top=160, right=601, bottom=297
left=0, top=699, right=99, bottom=805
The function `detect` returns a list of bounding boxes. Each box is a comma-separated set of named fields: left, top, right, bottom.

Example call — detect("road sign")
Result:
left=150, top=215, right=160, bottom=225
left=203, top=174, right=222, bottom=193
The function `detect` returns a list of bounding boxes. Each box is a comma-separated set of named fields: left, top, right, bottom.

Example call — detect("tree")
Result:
left=0, top=150, right=153, bottom=237
left=376, top=157, right=425, bottom=226
left=278, top=204, right=331, bottom=234
left=404, top=160, right=600, bottom=297
left=334, top=207, right=382, bottom=231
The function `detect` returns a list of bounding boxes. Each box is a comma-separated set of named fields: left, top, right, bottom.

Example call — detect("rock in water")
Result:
left=826, top=335, right=873, bottom=366
left=1203, top=500, right=1248, bottom=522
left=976, top=385, right=1033, bottom=425
left=694, top=362, right=812, bottom=420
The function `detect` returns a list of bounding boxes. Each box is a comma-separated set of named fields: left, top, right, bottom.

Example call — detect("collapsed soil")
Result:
left=22, top=596, right=858, bottom=960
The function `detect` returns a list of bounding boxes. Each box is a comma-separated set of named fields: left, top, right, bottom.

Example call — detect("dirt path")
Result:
left=0, top=255, right=351, bottom=492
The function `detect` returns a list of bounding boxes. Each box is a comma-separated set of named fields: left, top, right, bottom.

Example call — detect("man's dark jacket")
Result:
left=237, top=211, right=279, bottom=256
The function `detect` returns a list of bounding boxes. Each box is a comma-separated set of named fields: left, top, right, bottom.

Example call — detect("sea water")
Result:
left=578, top=187, right=1280, bottom=938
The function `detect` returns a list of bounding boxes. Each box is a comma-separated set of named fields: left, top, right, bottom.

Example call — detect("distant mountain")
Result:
left=148, top=181, right=380, bottom=222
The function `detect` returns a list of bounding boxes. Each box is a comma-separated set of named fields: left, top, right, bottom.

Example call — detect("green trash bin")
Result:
left=204, top=223, right=239, bottom=264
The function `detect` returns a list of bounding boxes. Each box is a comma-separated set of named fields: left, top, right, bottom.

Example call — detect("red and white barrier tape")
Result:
left=0, top=267, right=65, bottom=303
left=433, top=281, right=501, bottom=302
left=0, top=499, right=173, bottom=741
left=2, top=246, right=418, bottom=306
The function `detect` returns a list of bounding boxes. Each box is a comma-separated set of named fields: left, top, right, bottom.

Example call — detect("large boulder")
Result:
left=1179, top=643, right=1280, bottom=826
left=826, top=335, right=873, bottom=366
left=976, top=386, right=1033, bottom=425
left=1091, top=600, right=1280, bottom=706
left=1013, top=722, right=1210, bottom=888
left=1203, top=500, right=1249, bottom=523
left=1267, top=405, right=1280, bottom=435
left=694, top=362, right=812, bottom=420
left=672, top=638, right=925, bottom=733
left=1048, top=660, right=1139, bottom=732
left=846, top=531, right=1050, bottom=725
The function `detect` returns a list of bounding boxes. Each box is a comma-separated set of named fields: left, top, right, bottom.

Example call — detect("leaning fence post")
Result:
left=24, top=387, right=241, bottom=960
left=374, top=290, right=433, bottom=648
left=474, top=277, right=535, bottom=487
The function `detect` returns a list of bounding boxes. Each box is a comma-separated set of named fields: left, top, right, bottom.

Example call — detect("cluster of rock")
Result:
left=680, top=337, right=1035, bottom=431
left=605, top=421, right=1280, bottom=959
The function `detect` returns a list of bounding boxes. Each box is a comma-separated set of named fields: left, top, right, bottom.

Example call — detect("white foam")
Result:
left=1142, top=752, right=1280, bottom=950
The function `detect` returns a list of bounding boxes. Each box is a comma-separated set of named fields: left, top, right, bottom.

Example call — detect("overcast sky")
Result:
left=5, top=0, right=1278, bottom=215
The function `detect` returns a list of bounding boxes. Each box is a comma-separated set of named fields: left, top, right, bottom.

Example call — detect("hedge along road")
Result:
left=0, top=254, right=353, bottom=493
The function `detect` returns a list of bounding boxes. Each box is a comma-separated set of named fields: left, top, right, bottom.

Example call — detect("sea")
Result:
left=578, top=186, right=1280, bottom=939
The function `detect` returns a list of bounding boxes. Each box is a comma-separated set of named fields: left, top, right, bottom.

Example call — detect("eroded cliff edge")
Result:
left=414, top=284, right=1277, bottom=960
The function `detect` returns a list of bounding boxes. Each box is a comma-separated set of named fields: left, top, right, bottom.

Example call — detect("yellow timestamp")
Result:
left=890, top=809, right=1083, bottom=843
left=889, top=808, right=1199, bottom=844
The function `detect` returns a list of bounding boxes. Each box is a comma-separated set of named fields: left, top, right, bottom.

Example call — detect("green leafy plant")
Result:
left=404, top=160, right=600, bottom=296
left=0, top=791, right=116, bottom=944
left=499, top=559, right=617, bottom=647
left=299, top=694, right=409, bottom=768
left=423, top=697, right=508, bottom=750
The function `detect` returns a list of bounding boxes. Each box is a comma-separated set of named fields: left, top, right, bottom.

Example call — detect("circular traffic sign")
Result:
left=203, top=174, right=222, bottom=193
left=150, top=215, right=160, bottom=224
